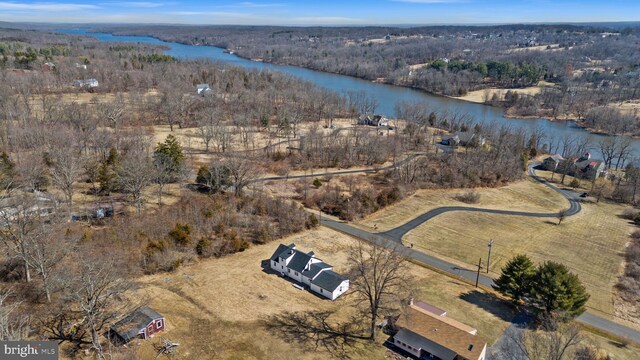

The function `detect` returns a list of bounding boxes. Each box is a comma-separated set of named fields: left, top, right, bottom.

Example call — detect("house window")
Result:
left=272, top=260, right=276, bottom=266
left=288, top=269, right=291, bottom=273
left=320, top=288, right=323, bottom=293
left=294, top=272, right=298, bottom=276
left=155, top=319, right=163, bottom=328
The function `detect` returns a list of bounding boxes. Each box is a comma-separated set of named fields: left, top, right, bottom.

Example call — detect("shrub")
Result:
left=169, top=223, right=192, bottom=246
left=569, top=178, right=581, bottom=189
left=313, top=178, right=322, bottom=188
left=455, top=191, right=481, bottom=204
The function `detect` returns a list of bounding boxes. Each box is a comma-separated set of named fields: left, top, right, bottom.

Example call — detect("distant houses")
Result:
left=42, top=62, right=55, bottom=71
left=196, top=83, right=213, bottom=96
left=109, top=306, right=165, bottom=344
left=441, top=131, right=485, bottom=147
left=543, top=152, right=605, bottom=180
left=269, top=243, right=349, bottom=300
left=73, top=78, right=99, bottom=88
left=392, top=299, right=487, bottom=360
left=358, top=114, right=389, bottom=127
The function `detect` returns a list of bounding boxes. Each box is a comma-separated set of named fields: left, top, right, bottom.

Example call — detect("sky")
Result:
left=0, top=1, right=639, bottom=25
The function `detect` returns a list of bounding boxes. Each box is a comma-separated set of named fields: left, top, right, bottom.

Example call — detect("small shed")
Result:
left=109, top=306, right=165, bottom=344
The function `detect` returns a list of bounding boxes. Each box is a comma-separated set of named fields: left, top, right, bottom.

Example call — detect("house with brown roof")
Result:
left=392, top=300, right=487, bottom=360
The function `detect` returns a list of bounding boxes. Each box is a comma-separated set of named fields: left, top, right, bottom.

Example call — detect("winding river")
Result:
left=61, top=29, right=640, bottom=160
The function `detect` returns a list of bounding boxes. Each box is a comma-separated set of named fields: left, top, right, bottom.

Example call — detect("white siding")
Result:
left=330, top=280, right=350, bottom=300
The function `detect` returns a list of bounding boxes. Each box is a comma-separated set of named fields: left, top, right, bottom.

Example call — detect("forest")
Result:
left=96, top=23, right=640, bottom=135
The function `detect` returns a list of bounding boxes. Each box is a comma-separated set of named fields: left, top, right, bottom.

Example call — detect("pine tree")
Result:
left=531, top=261, right=590, bottom=317
left=493, top=254, right=535, bottom=304
left=154, top=134, right=184, bottom=179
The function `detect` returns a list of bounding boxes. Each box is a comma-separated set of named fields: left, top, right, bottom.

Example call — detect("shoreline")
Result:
left=91, top=29, right=629, bottom=139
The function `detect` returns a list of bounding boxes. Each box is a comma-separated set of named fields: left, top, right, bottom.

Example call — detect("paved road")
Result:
left=381, top=163, right=582, bottom=240
left=316, top=165, right=640, bottom=344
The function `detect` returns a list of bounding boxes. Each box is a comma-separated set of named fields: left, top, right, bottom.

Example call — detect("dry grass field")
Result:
left=358, top=177, right=566, bottom=232
left=358, top=169, right=635, bottom=326
left=403, top=201, right=632, bottom=320
left=452, top=81, right=555, bottom=104
left=120, top=227, right=514, bottom=359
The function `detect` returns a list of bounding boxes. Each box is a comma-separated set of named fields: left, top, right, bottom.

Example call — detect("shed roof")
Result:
left=413, top=300, right=447, bottom=317
left=110, top=306, right=163, bottom=342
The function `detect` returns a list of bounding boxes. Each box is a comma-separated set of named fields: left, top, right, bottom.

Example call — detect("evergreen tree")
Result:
left=493, top=254, right=535, bottom=304
left=154, top=134, right=184, bottom=180
left=531, top=261, right=590, bottom=317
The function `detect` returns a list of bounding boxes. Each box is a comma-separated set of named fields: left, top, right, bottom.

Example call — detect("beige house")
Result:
left=393, top=300, right=487, bottom=360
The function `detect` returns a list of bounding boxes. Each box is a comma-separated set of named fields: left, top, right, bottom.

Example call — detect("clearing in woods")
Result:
left=123, top=227, right=514, bottom=359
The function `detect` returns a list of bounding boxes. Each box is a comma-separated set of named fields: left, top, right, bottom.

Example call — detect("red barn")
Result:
left=109, top=306, right=165, bottom=344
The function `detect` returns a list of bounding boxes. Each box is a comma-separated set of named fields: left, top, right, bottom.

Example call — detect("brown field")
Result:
left=358, top=177, right=567, bottom=232
left=358, top=169, right=635, bottom=327
left=453, top=82, right=553, bottom=104
left=121, top=227, right=514, bottom=359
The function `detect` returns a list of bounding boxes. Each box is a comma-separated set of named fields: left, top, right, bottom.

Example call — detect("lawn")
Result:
left=358, top=177, right=566, bottom=232
left=402, top=199, right=632, bottom=323
left=356, top=168, right=636, bottom=328
left=122, top=227, right=513, bottom=359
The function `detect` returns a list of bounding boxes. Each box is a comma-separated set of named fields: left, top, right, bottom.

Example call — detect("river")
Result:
left=60, top=29, right=639, bottom=160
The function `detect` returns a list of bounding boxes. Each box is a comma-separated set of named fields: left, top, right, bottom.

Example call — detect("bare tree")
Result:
left=347, top=241, right=410, bottom=341
left=48, top=145, right=85, bottom=213
left=25, top=222, right=77, bottom=302
left=557, top=209, right=568, bottom=225
left=0, top=194, right=46, bottom=283
left=71, top=260, right=129, bottom=359
left=0, top=287, right=30, bottom=340
left=223, top=156, right=259, bottom=196
left=495, top=314, right=584, bottom=360
left=118, top=149, right=155, bottom=214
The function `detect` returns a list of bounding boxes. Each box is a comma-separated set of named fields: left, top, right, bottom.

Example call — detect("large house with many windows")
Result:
left=269, top=243, right=349, bottom=300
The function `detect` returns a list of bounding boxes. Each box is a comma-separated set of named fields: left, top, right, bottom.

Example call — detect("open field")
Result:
left=121, top=227, right=513, bottom=359
left=452, top=81, right=554, bottom=104
left=403, top=200, right=632, bottom=320
left=357, top=167, right=636, bottom=328
left=358, top=177, right=567, bottom=232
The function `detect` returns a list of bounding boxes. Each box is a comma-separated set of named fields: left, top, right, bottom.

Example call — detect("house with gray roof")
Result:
left=269, top=243, right=349, bottom=300
left=109, top=306, right=165, bottom=344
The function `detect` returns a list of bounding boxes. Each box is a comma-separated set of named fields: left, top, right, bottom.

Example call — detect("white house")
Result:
left=73, top=78, right=99, bottom=88
left=196, top=83, right=213, bottom=96
left=269, top=243, right=349, bottom=300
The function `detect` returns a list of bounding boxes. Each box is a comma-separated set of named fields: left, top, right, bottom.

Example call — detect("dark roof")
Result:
left=311, top=270, right=347, bottom=292
left=302, top=262, right=332, bottom=279
left=270, top=243, right=293, bottom=261
left=110, top=306, right=163, bottom=342
left=287, top=251, right=313, bottom=273
left=395, top=328, right=457, bottom=360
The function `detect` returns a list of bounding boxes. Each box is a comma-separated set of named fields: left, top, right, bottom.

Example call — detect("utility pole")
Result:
left=487, top=239, right=494, bottom=273
left=475, top=258, right=483, bottom=288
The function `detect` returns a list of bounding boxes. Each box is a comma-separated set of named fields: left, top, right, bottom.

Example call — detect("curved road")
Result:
left=309, top=164, right=640, bottom=344
left=381, top=163, right=582, bottom=240
left=250, top=158, right=640, bottom=342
